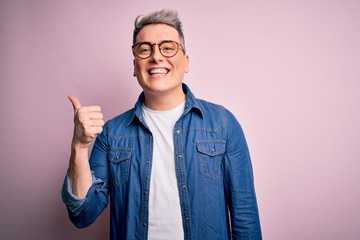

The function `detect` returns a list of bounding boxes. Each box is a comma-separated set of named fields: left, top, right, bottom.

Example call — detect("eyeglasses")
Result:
left=132, top=40, right=185, bottom=59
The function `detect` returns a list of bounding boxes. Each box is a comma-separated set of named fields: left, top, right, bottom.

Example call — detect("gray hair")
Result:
left=132, top=9, right=185, bottom=50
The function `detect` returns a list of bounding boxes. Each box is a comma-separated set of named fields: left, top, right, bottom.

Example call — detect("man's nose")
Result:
left=150, top=45, right=164, bottom=62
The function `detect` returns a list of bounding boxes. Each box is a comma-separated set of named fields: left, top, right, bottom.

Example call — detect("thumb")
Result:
left=68, top=95, right=81, bottom=112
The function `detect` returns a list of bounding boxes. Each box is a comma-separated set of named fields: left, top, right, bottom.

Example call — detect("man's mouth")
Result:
left=148, top=68, right=169, bottom=75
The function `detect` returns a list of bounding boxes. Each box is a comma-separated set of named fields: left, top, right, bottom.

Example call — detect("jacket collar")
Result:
left=127, top=83, right=203, bottom=126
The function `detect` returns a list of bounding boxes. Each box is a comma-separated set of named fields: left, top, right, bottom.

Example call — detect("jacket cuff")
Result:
left=61, top=172, right=100, bottom=213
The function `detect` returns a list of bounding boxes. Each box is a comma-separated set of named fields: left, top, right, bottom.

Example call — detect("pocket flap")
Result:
left=196, top=140, right=225, bottom=156
left=109, top=148, right=132, bottom=163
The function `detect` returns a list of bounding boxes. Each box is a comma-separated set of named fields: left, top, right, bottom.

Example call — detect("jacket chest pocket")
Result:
left=196, top=140, right=225, bottom=180
left=108, top=148, right=131, bottom=185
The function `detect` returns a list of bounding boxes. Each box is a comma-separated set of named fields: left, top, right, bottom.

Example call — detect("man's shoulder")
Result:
left=194, top=97, right=241, bottom=127
left=196, top=98, right=223, bottom=108
left=194, top=97, right=227, bottom=115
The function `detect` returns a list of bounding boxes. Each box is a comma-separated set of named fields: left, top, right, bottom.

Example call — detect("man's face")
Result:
left=133, top=24, right=189, bottom=98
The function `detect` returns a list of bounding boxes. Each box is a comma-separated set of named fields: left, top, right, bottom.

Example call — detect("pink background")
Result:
left=1, top=0, right=359, bottom=239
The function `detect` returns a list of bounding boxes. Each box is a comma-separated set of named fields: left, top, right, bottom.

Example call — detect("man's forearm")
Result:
left=67, top=144, right=92, bottom=199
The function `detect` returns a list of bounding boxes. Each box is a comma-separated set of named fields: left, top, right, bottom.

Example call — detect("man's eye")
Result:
left=139, top=48, right=151, bottom=53
left=161, top=45, right=175, bottom=52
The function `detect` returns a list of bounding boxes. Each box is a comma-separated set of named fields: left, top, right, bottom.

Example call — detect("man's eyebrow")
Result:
left=137, top=40, right=176, bottom=44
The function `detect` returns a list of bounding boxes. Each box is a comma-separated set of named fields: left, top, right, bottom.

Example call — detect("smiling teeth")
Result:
left=150, top=68, right=168, bottom=74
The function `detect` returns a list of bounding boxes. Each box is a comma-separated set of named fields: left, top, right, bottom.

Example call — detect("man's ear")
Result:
left=133, top=59, right=136, bottom=77
left=184, top=55, right=190, bottom=73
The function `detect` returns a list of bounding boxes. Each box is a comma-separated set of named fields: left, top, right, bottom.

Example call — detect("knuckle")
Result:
left=77, top=107, right=85, bottom=114
left=77, top=112, right=85, bottom=121
left=77, top=119, right=86, bottom=127
left=83, top=126, right=91, bottom=133
left=84, top=131, right=94, bottom=138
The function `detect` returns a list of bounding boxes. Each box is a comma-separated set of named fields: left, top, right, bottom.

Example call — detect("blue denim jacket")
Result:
left=62, top=84, right=262, bottom=240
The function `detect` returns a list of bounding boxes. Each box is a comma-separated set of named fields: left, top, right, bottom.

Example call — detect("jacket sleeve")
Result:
left=223, top=109, right=262, bottom=240
left=61, top=124, right=110, bottom=228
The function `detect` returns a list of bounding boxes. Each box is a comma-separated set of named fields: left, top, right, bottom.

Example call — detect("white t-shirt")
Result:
left=142, top=102, right=185, bottom=240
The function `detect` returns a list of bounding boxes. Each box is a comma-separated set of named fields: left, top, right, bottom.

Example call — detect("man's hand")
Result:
left=68, top=96, right=104, bottom=148
left=67, top=96, right=103, bottom=198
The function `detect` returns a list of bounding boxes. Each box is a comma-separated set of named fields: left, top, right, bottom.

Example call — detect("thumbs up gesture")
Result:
left=68, top=96, right=104, bottom=148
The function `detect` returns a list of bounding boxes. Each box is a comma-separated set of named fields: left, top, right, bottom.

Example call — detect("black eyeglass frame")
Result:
left=132, top=40, right=185, bottom=59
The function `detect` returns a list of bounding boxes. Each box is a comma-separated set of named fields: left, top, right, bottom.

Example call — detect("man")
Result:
left=62, top=9, right=262, bottom=240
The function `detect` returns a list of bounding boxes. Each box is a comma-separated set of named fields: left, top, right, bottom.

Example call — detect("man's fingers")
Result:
left=92, top=127, right=103, bottom=135
left=68, top=95, right=82, bottom=112
left=82, top=126, right=103, bottom=137
left=77, top=112, right=103, bottom=125
left=81, top=119, right=105, bottom=127
left=68, top=95, right=104, bottom=145
left=77, top=106, right=102, bottom=114
left=88, top=112, right=104, bottom=120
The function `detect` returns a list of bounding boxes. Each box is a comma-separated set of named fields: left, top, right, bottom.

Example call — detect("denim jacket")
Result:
left=62, top=84, right=262, bottom=240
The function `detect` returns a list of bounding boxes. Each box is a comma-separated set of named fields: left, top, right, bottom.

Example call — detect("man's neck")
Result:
left=143, top=88, right=186, bottom=111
